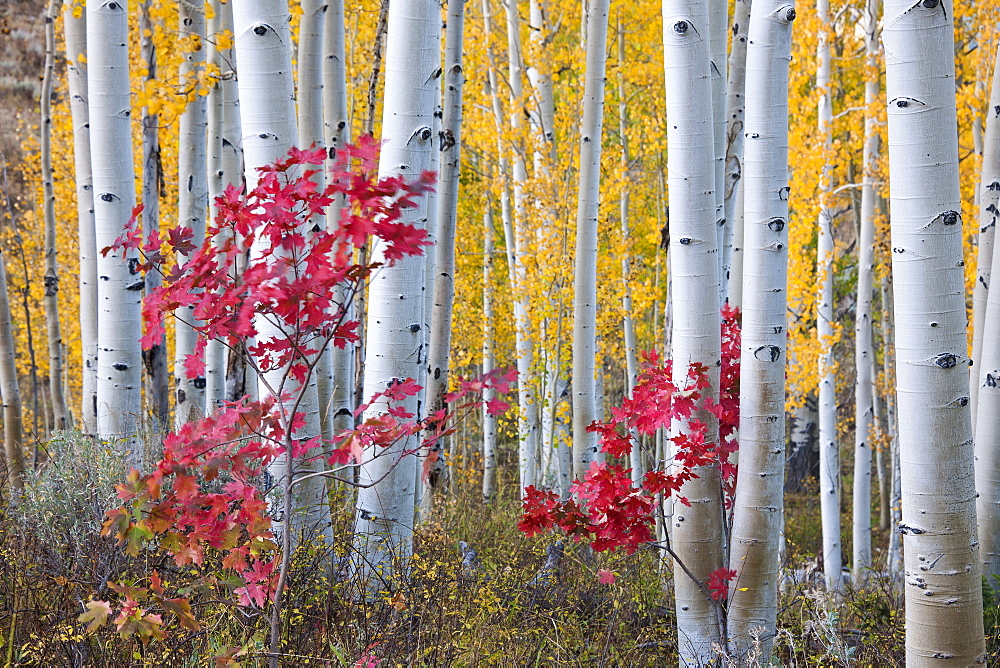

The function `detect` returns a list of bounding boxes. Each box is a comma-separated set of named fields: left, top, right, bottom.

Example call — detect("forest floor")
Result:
left=1, top=430, right=996, bottom=666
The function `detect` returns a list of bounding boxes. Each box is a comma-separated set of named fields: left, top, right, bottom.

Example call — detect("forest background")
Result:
left=1, top=0, right=999, bottom=664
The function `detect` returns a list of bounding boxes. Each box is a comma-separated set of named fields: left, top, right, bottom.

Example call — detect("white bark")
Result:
left=205, top=0, right=241, bottom=411
left=233, top=0, right=325, bottom=544
left=884, top=0, right=985, bottom=661
left=351, top=0, right=439, bottom=591
left=974, top=44, right=1000, bottom=589
left=571, top=0, right=609, bottom=480
left=662, top=1, right=723, bottom=661
left=502, top=0, right=540, bottom=491
left=708, top=0, right=728, bottom=299
left=423, top=0, right=467, bottom=513
left=175, top=0, right=209, bottom=426
left=0, top=251, right=23, bottom=494
left=853, top=0, right=881, bottom=587
left=42, top=0, right=69, bottom=432
left=482, top=208, right=498, bottom=502
left=618, top=27, right=641, bottom=485
left=322, top=0, right=354, bottom=440
left=726, top=1, right=794, bottom=658
left=64, top=4, right=98, bottom=434
left=815, top=0, right=843, bottom=594
left=724, top=0, right=752, bottom=305
left=972, top=47, right=1000, bottom=430
left=87, top=0, right=142, bottom=463
left=298, top=0, right=332, bottom=442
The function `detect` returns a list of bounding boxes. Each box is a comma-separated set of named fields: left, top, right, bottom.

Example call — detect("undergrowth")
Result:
left=0, top=430, right=985, bottom=666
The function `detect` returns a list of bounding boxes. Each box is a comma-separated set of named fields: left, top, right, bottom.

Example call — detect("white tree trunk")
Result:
left=351, top=0, right=439, bottom=591
left=205, top=0, right=241, bottom=411
left=884, top=0, right=985, bottom=661
left=482, top=208, right=498, bottom=502
left=423, top=0, right=467, bottom=514
left=852, top=0, right=881, bottom=587
left=41, top=0, right=69, bottom=432
left=726, top=1, right=795, bottom=658
left=297, top=0, right=332, bottom=442
left=972, top=46, right=1000, bottom=431
left=0, top=251, right=23, bottom=495
left=175, top=0, right=209, bottom=426
left=974, top=45, right=1000, bottom=588
left=502, top=0, right=540, bottom=492
left=233, top=0, right=326, bottom=545
left=88, top=0, right=142, bottom=464
left=708, top=0, right=728, bottom=299
left=724, top=0, right=752, bottom=306
left=570, top=0, right=609, bottom=480
left=322, top=0, right=355, bottom=442
left=815, top=0, right=843, bottom=594
left=662, top=1, right=724, bottom=661
left=64, top=4, right=98, bottom=434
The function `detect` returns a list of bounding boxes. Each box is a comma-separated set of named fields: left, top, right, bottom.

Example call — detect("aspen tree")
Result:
left=571, top=0, right=609, bottom=480
left=617, top=24, right=641, bottom=485
left=41, top=0, right=69, bottom=432
left=708, top=0, right=728, bottom=297
left=973, top=49, right=1000, bottom=430
left=88, top=0, right=143, bottom=463
left=482, top=208, right=498, bottom=502
left=139, top=0, right=169, bottom=428
left=884, top=0, right=985, bottom=661
left=351, top=0, right=439, bottom=590
left=815, top=0, right=843, bottom=594
left=64, top=2, right=98, bottom=434
left=974, top=45, right=1000, bottom=588
left=232, top=0, right=326, bottom=545
left=662, top=0, right=724, bottom=660
left=726, top=0, right=795, bottom=657
left=503, top=0, right=540, bottom=491
left=424, top=0, right=468, bottom=513
left=205, top=0, right=242, bottom=411
left=0, top=250, right=23, bottom=494
left=852, top=0, right=881, bottom=587
left=174, top=0, right=209, bottom=426
left=724, top=0, right=751, bottom=305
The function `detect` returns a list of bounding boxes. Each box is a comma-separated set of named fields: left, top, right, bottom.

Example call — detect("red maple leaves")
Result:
left=519, top=308, right=742, bottom=593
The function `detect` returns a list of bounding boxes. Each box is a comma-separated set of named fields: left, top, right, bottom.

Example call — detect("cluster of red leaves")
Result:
left=87, top=141, right=513, bottom=644
left=519, top=308, right=742, bottom=591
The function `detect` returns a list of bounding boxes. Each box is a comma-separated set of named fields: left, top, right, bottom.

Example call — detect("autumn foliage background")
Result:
left=1, top=0, right=1000, bottom=664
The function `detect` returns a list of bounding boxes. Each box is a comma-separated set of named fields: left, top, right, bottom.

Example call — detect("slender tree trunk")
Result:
left=64, top=4, right=98, bottom=434
left=853, top=0, right=881, bottom=586
left=139, top=0, right=169, bottom=430
left=617, top=24, right=641, bottom=485
left=205, top=0, right=242, bottom=411
left=726, top=1, right=795, bottom=658
left=423, top=0, right=468, bottom=514
left=974, top=44, right=1000, bottom=590
left=708, top=0, right=728, bottom=299
left=972, top=47, right=1000, bottom=431
left=662, top=1, right=723, bottom=660
left=724, top=0, right=751, bottom=306
left=482, top=208, right=497, bottom=502
left=0, top=251, right=23, bottom=496
left=815, top=0, right=843, bottom=594
left=88, top=0, right=143, bottom=464
left=502, top=0, right=540, bottom=491
left=40, top=0, right=69, bottom=433
left=884, top=0, right=985, bottom=660
left=351, top=0, right=439, bottom=592
left=233, top=0, right=326, bottom=546
left=174, top=0, right=209, bottom=426
left=571, top=0, right=609, bottom=480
